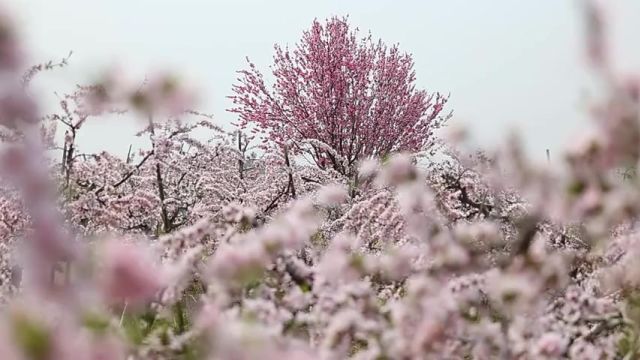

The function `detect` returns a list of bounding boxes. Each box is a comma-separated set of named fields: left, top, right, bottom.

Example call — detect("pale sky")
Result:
left=9, top=0, right=640, bottom=162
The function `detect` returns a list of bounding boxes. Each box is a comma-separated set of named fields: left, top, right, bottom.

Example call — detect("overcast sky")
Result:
left=9, top=0, right=640, bottom=162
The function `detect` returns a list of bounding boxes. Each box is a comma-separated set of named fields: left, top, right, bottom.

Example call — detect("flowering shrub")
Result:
left=1, top=1, right=640, bottom=359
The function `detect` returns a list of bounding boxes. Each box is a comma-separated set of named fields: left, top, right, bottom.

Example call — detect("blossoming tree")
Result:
left=230, top=16, right=450, bottom=178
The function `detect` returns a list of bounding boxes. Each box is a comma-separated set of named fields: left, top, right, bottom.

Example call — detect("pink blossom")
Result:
left=0, top=8, right=22, bottom=70
left=534, top=332, right=567, bottom=358
left=316, top=184, right=348, bottom=206
left=100, top=240, right=164, bottom=304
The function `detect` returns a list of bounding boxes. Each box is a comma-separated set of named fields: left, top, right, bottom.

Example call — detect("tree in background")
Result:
left=230, top=16, right=449, bottom=178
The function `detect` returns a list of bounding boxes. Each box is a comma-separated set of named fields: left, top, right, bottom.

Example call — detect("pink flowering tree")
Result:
left=230, top=16, right=450, bottom=178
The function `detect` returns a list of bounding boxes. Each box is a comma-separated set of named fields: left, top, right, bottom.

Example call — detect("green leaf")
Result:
left=567, top=180, right=586, bottom=196
left=299, top=282, right=312, bottom=293
left=12, top=315, right=51, bottom=360
left=82, top=312, right=111, bottom=334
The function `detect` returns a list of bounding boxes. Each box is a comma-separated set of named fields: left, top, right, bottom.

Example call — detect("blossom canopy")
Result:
left=230, top=16, right=448, bottom=176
